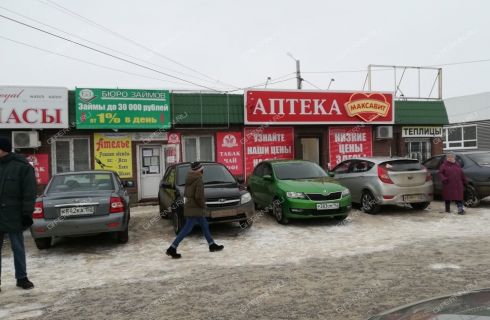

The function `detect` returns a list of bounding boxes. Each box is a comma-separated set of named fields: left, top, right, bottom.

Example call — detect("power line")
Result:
left=427, top=58, right=490, bottom=67
left=36, top=0, right=239, bottom=89
left=0, top=34, right=192, bottom=87
left=0, top=5, right=231, bottom=89
left=304, top=58, right=490, bottom=75
left=225, top=76, right=296, bottom=93
left=0, top=13, right=221, bottom=91
left=302, top=79, right=324, bottom=90
left=226, top=72, right=296, bottom=93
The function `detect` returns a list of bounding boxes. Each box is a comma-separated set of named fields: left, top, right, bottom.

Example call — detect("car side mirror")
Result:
left=263, top=174, right=273, bottom=181
left=160, top=182, right=173, bottom=189
left=237, top=177, right=245, bottom=184
left=122, top=181, right=134, bottom=188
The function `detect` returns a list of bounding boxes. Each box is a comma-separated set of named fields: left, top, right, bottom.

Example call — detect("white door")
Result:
left=139, top=145, right=164, bottom=199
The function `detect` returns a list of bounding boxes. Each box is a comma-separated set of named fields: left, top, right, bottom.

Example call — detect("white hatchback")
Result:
left=330, top=157, right=433, bottom=213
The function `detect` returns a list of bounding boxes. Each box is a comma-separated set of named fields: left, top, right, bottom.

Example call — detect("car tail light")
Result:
left=377, top=165, right=394, bottom=184
left=33, top=200, right=44, bottom=219
left=110, top=197, right=125, bottom=214
left=421, top=165, right=432, bottom=182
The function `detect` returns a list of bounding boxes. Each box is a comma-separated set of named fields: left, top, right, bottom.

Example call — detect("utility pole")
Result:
left=287, top=52, right=303, bottom=89
left=295, top=59, right=302, bottom=89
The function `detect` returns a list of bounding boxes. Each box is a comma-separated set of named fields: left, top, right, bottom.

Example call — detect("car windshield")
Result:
left=381, top=160, right=423, bottom=171
left=273, top=162, right=328, bottom=180
left=176, top=164, right=236, bottom=186
left=47, top=173, right=114, bottom=193
left=468, top=153, right=490, bottom=166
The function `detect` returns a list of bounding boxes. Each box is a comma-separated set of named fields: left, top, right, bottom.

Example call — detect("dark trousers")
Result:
left=445, top=200, right=463, bottom=212
left=0, top=232, right=28, bottom=280
left=171, top=217, right=215, bottom=248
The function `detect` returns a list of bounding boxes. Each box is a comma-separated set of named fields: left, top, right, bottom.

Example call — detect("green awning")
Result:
left=395, top=100, right=448, bottom=125
left=171, top=93, right=244, bottom=126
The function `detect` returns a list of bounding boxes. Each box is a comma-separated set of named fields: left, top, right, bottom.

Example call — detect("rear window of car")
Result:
left=467, top=153, right=490, bottom=166
left=48, top=173, right=114, bottom=193
left=380, top=160, right=423, bottom=171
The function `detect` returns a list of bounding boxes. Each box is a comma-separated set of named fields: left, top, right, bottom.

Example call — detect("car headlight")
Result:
left=286, top=191, right=306, bottom=199
left=341, top=189, right=351, bottom=197
left=241, top=192, right=252, bottom=204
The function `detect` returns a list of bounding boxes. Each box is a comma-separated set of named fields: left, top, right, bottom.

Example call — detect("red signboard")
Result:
left=168, top=132, right=181, bottom=144
left=244, top=127, right=294, bottom=177
left=245, top=89, right=394, bottom=124
left=25, top=153, right=50, bottom=184
left=216, top=132, right=243, bottom=176
left=328, top=126, right=373, bottom=168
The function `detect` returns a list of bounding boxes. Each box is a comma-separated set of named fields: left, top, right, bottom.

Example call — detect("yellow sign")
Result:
left=93, top=133, right=132, bottom=178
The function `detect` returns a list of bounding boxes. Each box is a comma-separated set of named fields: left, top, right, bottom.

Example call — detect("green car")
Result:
left=247, top=160, right=352, bottom=224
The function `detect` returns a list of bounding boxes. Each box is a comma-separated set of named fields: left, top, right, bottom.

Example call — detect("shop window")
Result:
left=51, top=138, right=90, bottom=174
left=443, top=124, right=477, bottom=150
left=183, top=136, right=214, bottom=162
left=405, top=139, right=432, bottom=162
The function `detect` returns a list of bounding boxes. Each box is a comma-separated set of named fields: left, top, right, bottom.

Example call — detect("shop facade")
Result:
left=443, top=92, right=490, bottom=152
left=393, top=100, right=448, bottom=161
left=1, top=86, right=449, bottom=205
left=0, top=86, right=70, bottom=194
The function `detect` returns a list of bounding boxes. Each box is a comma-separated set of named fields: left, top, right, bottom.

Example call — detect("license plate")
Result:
left=316, top=202, right=340, bottom=210
left=403, top=194, right=425, bottom=202
left=60, top=206, right=95, bottom=216
left=209, top=209, right=237, bottom=218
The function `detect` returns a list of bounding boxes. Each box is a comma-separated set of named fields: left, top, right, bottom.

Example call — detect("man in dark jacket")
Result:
left=0, top=138, right=36, bottom=291
left=166, top=162, right=223, bottom=259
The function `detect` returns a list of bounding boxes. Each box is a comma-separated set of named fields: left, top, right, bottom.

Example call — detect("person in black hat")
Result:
left=0, top=137, right=36, bottom=291
left=166, top=161, right=223, bottom=258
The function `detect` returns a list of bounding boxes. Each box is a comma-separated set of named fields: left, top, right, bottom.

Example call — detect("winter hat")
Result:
left=0, top=137, right=12, bottom=153
left=191, top=161, right=203, bottom=172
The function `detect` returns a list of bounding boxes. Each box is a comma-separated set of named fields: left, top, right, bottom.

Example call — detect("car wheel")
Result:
left=410, top=202, right=430, bottom=210
left=273, top=198, right=289, bottom=224
left=465, top=185, right=480, bottom=207
left=116, top=226, right=129, bottom=244
left=361, top=191, right=380, bottom=214
left=173, top=209, right=185, bottom=235
left=34, top=237, right=52, bottom=250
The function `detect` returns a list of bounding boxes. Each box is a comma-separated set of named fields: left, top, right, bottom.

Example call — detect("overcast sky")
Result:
left=1, top=0, right=489, bottom=98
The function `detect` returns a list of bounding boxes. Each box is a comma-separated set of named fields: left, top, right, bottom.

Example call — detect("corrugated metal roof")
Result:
left=171, top=93, right=243, bottom=126
left=444, top=92, right=490, bottom=124
left=395, top=100, right=449, bottom=125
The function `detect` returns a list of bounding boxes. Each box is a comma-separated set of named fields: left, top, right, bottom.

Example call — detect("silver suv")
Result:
left=330, top=157, right=433, bottom=213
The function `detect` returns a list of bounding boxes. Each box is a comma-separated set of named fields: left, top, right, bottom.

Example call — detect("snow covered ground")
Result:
left=1, top=200, right=490, bottom=319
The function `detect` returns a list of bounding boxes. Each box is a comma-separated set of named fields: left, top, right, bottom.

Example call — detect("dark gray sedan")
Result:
left=30, top=171, right=132, bottom=249
left=424, top=151, right=490, bottom=207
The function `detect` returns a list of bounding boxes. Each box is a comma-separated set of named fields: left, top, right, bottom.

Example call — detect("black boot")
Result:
left=166, top=246, right=181, bottom=259
left=458, top=209, right=465, bottom=215
left=209, top=243, right=224, bottom=252
left=16, top=277, right=34, bottom=290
